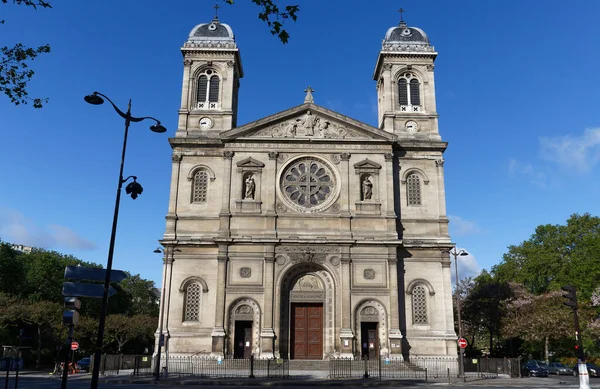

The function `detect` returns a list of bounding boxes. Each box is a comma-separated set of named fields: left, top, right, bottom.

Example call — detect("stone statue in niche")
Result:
left=362, top=176, right=373, bottom=200
left=244, top=175, right=255, bottom=200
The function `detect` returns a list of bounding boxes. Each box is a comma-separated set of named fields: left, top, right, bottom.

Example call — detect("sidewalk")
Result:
left=98, top=372, right=590, bottom=387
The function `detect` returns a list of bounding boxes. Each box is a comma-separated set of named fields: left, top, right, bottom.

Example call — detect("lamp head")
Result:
left=153, top=248, right=163, bottom=254
left=459, top=251, right=469, bottom=256
left=84, top=93, right=104, bottom=105
left=150, top=122, right=167, bottom=133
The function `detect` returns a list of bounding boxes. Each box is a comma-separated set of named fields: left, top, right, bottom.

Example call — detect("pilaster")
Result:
left=260, top=246, right=276, bottom=359
left=219, top=151, right=234, bottom=237
left=211, top=245, right=229, bottom=356
left=339, top=247, right=353, bottom=358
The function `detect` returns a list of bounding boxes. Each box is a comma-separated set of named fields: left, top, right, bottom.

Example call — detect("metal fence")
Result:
left=329, top=358, right=427, bottom=380
left=464, top=357, right=521, bottom=377
left=128, top=355, right=289, bottom=379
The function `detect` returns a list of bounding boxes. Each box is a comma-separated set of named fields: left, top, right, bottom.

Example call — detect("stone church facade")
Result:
left=156, top=15, right=457, bottom=363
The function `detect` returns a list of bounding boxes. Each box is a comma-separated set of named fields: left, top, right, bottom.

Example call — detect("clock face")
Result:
left=199, top=117, right=213, bottom=129
left=405, top=120, right=418, bottom=133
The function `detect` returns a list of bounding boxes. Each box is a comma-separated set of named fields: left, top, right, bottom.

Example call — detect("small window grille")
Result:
left=412, top=284, right=428, bottom=324
left=192, top=171, right=208, bottom=203
left=398, top=79, right=408, bottom=105
left=407, top=174, right=421, bottom=206
left=184, top=282, right=202, bottom=322
left=410, top=79, right=421, bottom=106
left=197, top=75, right=208, bottom=103
left=208, top=76, right=220, bottom=102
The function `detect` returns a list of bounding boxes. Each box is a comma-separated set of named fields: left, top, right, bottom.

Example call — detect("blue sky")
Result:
left=2, top=0, right=600, bottom=287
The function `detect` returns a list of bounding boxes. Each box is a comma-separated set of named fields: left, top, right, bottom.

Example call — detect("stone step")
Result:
left=288, top=360, right=330, bottom=370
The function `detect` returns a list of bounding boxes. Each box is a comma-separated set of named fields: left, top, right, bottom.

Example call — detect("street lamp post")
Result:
left=450, top=248, right=469, bottom=381
left=153, top=246, right=180, bottom=380
left=85, top=91, right=166, bottom=389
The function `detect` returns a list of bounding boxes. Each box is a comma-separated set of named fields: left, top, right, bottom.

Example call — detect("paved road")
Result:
left=4, top=373, right=600, bottom=389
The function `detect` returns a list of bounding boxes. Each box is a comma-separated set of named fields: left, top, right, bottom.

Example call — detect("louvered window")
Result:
left=196, top=70, right=220, bottom=108
left=398, top=79, right=408, bottom=105
left=412, top=284, right=428, bottom=324
left=184, top=282, right=202, bottom=322
left=208, top=76, right=219, bottom=102
left=192, top=171, right=208, bottom=203
left=410, top=79, right=420, bottom=105
left=197, top=75, right=208, bottom=103
left=407, top=174, right=421, bottom=206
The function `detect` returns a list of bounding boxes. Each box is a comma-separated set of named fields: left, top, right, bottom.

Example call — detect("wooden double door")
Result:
left=290, top=303, right=323, bottom=359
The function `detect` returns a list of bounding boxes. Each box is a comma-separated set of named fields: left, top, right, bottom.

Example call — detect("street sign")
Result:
left=64, top=266, right=128, bottom=283
left=62, top=282, right=116, bottom=298
left=458, top=338, right=468, bottom=349
left=71, top=342, right=79, bottom=351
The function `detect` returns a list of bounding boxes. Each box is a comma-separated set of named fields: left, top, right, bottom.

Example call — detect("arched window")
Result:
left=398, top=73, right=421, bottom=111
left=407, top=173, right=421, bottom=206
left=192, top=171, right=209, bottom=203
left=412, top=284, right=428, bottom=324
left=410, top=79, right=420, bottom=106
left=196, top=69, right=220, bottom=109
left=184, top=282, right=202, bottom=322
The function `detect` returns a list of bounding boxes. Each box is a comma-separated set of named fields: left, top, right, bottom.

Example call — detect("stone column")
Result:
left=435, top=158, right=447, bottom=218
left=211, top=244, right=229, bottom=356
left=260, top=245, right=276, bottom=358
left=265, top=152, right=278, bottom=236
left=177, top=59, right=193, bottom=135
left=384, top=153, right=396, bottom=218
left=441, top=253, right=455, bottom=336
left=339, top=247, right=353, bottom=358
left=219, top=151, right=234, bottom=238
left=387, top=246, right=403, bottom=358
left=165, top=154, right=182, bottom=240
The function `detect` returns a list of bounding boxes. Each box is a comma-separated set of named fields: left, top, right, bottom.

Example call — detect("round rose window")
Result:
left=279, top=157, right=338, bottom=212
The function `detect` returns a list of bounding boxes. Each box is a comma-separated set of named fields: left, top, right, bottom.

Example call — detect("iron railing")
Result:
left=329, top=358, right=428, bottom=380
left=127, top=355, right=289, bottom=379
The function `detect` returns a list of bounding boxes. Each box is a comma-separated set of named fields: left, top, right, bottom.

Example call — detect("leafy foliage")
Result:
left=0, top=242, right=160, bottom=366
left=492, top=213, right=600, bottom=297
left=1, top=0, right=52, bottom=107
left=224, top=0, right=299, bottom=43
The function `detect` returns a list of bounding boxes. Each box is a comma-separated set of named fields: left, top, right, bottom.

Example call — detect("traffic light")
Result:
left=63, top=297, right=81, bottom=326
left=561, top=285, right=578, bottom=309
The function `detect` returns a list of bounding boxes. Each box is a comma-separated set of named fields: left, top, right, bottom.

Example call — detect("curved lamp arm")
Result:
left=92, top=91, right=128, bottom=120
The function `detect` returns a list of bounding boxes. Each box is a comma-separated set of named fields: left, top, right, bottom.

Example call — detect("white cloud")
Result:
left=450, top=248, right=481, bottom=284
left=448, top=215, right=481, bottom=236
left=508, top=158, right=548, bottom=188
left=0, top=207, right=96, bottom=250
left=540, top=128, right=600, bottom=172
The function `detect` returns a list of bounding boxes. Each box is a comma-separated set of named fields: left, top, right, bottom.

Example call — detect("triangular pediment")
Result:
left=221, top=103, right=395, bottom=142
left=354, top=159, right=382, bottom=170
left=236, top=157, right=265, bottom=168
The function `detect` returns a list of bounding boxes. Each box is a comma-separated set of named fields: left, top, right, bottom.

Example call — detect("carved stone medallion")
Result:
left=240, top=267, right=252, bottom=278
left=363, top=269, right=376, bottom=280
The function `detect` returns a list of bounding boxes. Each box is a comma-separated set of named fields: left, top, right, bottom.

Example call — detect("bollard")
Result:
left=14, top=358, right=19, bottom=389
left=363, top=358, right=369, bottom=379
left=249, top=355, right=255, bottom=378
left=5, top=358, right=10, bottom=389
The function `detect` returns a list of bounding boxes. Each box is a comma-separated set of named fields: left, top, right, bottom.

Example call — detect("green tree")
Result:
left=1, top=0, right=51, bottom=107
left=501, top=284, right=595, bottom=362
left=492, top=213, right=600, bottom=297
left=462, top=271, right=512, bottom=356
left=223, top=0, right=299, bottom=43
left=20, top=299, right=62, bottom=368
left=119, top=274, right=159, bottom=317
left=0, top=242, right=27, bottom=296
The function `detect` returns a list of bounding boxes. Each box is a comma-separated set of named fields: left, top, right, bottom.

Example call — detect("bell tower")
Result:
left=373, top=14, right=439, bottom=141
left=177, top=15, right=243, bottom=136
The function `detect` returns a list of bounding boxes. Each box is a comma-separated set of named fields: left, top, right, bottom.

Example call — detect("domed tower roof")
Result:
left=382, top=20, right=434, bottom=53
left=184, top=17, right=237, bottom=49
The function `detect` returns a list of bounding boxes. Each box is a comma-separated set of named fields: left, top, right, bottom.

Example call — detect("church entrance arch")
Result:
left=355, top=300, right=388, bottom=359
left=277, top=263, right=335, bottom=360
left=227, top=298, right=261, bottom=358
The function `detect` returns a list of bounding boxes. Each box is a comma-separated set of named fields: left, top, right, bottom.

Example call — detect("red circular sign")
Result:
left=70, top=342, right=79, bottom=351
left=458, top=338, right=468, bottom=349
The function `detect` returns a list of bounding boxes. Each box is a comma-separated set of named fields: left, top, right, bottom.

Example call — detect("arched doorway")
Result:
left=227, top=298, right=261, bottom=358
left=355, top=300, right=389, bottom=359
left=278, top=263, right=335, bottom=360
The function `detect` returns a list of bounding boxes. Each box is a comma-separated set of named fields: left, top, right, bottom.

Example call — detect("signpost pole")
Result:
left=61, top=324, right=74, bottom=389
